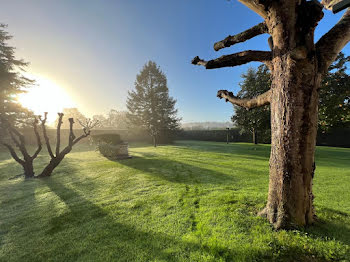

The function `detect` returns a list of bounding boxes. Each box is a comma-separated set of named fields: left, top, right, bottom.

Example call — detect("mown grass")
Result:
left=0, top=141, right=349, bottom=261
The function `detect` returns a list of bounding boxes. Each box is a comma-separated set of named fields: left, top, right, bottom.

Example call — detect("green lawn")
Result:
left=0, top=141, right=349, bottom=261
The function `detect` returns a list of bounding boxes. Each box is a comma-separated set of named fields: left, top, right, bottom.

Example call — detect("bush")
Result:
left=92, top=133, right=123, bottom=145
left=96, top=143, right=119, bottom=158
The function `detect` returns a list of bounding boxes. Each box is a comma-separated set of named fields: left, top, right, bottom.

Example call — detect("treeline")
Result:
left=17, top=127, right=350, bottom=148
left=176, top=128, right=350, bottom=148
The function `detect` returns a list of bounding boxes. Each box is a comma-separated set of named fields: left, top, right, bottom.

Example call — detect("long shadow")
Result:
left=1, top=157, right=346, bottom=261
left=115, top=155, right=233, bottom=185
left=305, top=207, right=350, bottom=246
left=0, top=176, right=39, bottom=250
left=173, top=141, right=271, bottom=161
left=43, top=180, right=210, bottom=261
left=45, top=179, right=347, bottom=262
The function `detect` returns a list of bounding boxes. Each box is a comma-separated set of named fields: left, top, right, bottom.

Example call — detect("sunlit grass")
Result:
left=0, top=141, right=349, bottom=261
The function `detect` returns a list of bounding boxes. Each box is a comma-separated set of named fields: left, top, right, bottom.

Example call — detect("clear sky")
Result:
left=1, top=0, right=349, bottom=123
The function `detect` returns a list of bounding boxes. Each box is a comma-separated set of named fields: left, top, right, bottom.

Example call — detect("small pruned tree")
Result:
left=0, top=116, right=42, bottom=178
left=1, top=112, right=97, bottom=178
left=37, top=113, right=98, bottom=177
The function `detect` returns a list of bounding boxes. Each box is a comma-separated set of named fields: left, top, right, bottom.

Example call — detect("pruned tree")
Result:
left=0, top=116, right=42, bottom=178
left=37, top=113, right=98, bottom=177
left=192, top=1, right=350, bottom=229
left=0, top=112, right=97, bottom=178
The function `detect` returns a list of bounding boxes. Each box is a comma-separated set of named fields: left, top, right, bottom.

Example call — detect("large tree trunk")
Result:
left=193, top=0, right=350, bottom=229
left=262, top=56, right=321, bottom=228
left=261, top=4, right=322, bottom=228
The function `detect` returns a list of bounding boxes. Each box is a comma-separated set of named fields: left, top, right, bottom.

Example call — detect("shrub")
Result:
left=96, top=143, right=119, bottom=158
left=92, top=133, right=123, bottom=145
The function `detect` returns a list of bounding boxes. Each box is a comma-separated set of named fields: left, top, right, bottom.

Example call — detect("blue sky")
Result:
left=1, top=0, right=349, bottom=122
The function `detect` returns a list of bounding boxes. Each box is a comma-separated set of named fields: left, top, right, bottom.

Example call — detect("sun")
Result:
left=17, top=74, right=76, bottom=123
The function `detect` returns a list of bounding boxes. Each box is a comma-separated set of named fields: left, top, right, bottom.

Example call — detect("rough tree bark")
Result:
left=192, top=1, right=350, bottom=229
left=37, top=113, right=97, bottom=178
left=0, top=117, right=42, bottom=178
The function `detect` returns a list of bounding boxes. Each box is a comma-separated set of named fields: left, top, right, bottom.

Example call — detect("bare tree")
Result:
left=37, top=113, right=98, bottom=177
left=192, top=1, right=350, bottom=229
left=0, top=116, right=42, bottom=178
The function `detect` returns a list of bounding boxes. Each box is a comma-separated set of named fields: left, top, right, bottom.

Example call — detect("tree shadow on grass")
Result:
left=45, top=179, right=346, bottom=262
left=0, top=177, right=40, bottom=252
left=43, top=179, right=210, bottom=261
left=305, top=207, right=350, bottom=246
left=173, top=141, right=271, bottom=161
left=114, top=155, right=233, bottom=185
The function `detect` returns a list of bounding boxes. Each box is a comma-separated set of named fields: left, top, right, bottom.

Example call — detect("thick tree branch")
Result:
left=39, top=112, right=54, bottom=159
left=217, top=89, right=271, bottom=110
left=1, top=142, right=25, bottom=165
left=214, top=22, right=268, bottom=51
left=192, top=51, right=272, bottom=69
left=72, top=132, right=90, bottom=146
left=316, top=9, right=350, bottom=73
left=237, top=0, right=268, bottom=18
left=68, top=118, right=76, bottom=146
left=7, top=126, right=30, bottom=160
left=56, top=113, right=63, bottom=156
left=32, top=118, right=42, bottom=159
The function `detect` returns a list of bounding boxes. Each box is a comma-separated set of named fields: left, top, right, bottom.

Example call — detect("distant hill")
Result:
left=181, top=121, right=234, bottom=130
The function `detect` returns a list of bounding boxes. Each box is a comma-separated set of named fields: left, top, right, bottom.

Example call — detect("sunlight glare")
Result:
left=17, top=74, right=76, bottom=124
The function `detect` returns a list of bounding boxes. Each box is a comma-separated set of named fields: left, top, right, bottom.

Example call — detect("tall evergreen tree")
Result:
left=231, top=65, right=271, bottom=144
left=126, top=61, right=180, bottom=146
left=0, top=24, right=34, bottom=128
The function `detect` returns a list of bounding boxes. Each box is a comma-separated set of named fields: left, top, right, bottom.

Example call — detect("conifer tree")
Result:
left=0, top=24, right=33, bottom=127
left=126, top=61, right=180, bottom=146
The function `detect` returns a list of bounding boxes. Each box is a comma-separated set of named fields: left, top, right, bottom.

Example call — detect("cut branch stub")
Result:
left=217, top=89, right=271, bottom=110
left=40, top=112, right=54, bottom=158
left=214, top=22, right=268, bottom=51
left=192, top=51, right=272, bottom=69
left=68, top=118, right=76, bottom=145
left=32, top=117, right=42, bottom=159
left=237, top=0, right=268, bottom=18
left=56, top=113, right=64, bottom=157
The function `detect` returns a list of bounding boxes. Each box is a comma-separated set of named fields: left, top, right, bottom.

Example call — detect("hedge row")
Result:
left=176, top=129, right=272, bottom=144
left=176, top=128, right=350, bottom=148
left=4, top=128, right=175, bottom=146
